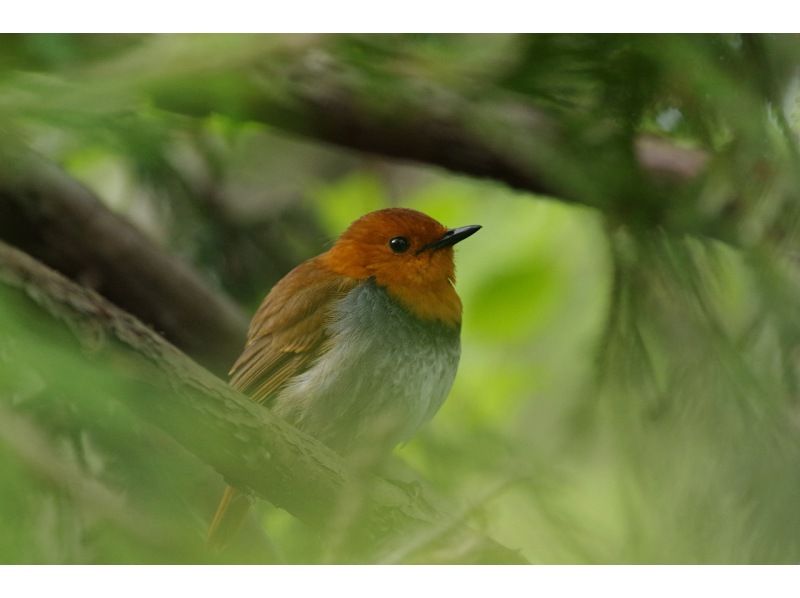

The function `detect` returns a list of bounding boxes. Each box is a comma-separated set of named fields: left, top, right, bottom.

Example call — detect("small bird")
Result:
left=207, top=207, right=480, bottom=546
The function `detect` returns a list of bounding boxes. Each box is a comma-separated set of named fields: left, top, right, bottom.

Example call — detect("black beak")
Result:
left=417, top=225, right=481, bottom=254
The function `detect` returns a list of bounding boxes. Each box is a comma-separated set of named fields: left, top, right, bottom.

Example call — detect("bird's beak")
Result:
left=417, top=225, right=482, bottom=254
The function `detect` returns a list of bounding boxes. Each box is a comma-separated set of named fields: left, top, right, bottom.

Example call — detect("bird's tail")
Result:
left=207, top=486, right=251, bottom=549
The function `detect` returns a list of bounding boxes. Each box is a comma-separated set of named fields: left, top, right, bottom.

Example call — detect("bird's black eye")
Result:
left=389, top=236, right=410, bottom=253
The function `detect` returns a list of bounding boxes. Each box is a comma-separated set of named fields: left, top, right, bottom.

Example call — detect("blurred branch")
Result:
left=0, top=241, right=526, bottom=564
left=0, top=145, right=248, bottom=374
left=151, top=46, right=710, bottom=215
left=0, top=404, right=163, bottom=545
left=378, top=475, right=524, bottom=564
left=633, top=135, right=709, bottom=182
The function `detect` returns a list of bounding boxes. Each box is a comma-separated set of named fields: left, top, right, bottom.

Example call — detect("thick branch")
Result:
left=152, top=48, right=710, bottom=207
left=0, top=146, right=248, bottom=375
left=0, top=241, right=525, bottom=564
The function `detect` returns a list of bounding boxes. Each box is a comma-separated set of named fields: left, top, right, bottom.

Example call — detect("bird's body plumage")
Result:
left=231, top=256, right=460, bottom=453
left=208, top=208, right=478, bottom=547
left=273, top=276, right=460, bottom=452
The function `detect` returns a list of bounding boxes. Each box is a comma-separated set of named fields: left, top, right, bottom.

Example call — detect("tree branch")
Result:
left=0, top=241, right=525, bottom=564
left=151, top=47, right=710, bottom=208
left=0, top=146, right=248, bottom=374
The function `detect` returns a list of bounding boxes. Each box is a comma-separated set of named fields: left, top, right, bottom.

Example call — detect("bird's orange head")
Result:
left=321, top=208, right=480, bottom=327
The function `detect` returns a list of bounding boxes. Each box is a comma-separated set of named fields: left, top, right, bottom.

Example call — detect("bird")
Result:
left=207, top=207, right=480, bottom=547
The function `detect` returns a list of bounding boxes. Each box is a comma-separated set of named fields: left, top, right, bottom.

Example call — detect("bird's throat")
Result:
left=375, top=276, right=462, bottom=329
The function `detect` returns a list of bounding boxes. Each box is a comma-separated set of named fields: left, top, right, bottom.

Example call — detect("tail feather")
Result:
left=207, top=486, right=251, bottom=549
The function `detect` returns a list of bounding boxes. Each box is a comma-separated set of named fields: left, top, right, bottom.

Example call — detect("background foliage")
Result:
left=2, top=33, right=800, bottom=563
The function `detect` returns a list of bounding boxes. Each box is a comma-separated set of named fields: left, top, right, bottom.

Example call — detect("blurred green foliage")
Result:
left=2, top=34, right=800, bottom=563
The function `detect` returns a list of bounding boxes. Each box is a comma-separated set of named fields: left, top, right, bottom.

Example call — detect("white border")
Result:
left=3, top=565, right=800, bottom=598
left=3, top=2, right=799, bottom=34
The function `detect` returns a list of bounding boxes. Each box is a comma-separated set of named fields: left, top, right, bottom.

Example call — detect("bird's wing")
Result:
left=229, top=257, right=357, bottom=405
left=209, top=259, right=356, bottom=548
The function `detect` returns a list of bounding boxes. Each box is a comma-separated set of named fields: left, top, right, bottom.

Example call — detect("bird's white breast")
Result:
left=272, top=280, right=461, bottom=454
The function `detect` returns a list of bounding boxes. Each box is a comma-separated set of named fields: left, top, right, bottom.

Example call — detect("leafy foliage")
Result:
left=2, top=34, right=800, bottom=563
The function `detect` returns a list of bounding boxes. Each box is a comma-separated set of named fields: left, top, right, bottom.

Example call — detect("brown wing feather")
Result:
left=208, top=257, right=356, bottom=549
left=229, top=256, right=357, bottom=405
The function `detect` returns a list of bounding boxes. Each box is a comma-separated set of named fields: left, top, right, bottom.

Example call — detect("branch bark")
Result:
left=0, top=241, right=525, bottom=564
left=151, top=47, right=710, bottom=209
left=0, top=146, right=248, bottom=374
